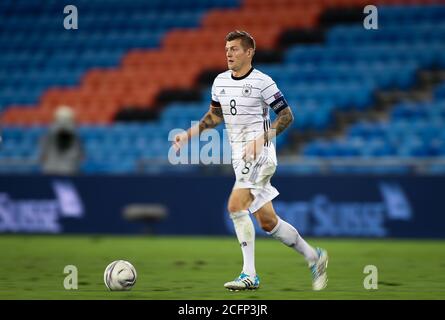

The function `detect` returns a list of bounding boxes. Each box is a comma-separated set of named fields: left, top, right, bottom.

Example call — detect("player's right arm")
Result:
left=173, top=101, right=224, bottom=151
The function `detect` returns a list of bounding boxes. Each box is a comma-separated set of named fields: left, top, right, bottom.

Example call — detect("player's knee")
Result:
left=228, top=202, right=245, bottom=214
left=259, top=216, right=278, bottom=232
left=227, top=195, right=251, bottom=213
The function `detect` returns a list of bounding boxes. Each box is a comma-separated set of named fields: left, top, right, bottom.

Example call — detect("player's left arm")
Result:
left=266, top=106, right=294, bottom=143
left=261, top=76, right=294, bottom=143
left=245, top=107, right=294, bottom=160
left=244, top=77, right=294, bottom=160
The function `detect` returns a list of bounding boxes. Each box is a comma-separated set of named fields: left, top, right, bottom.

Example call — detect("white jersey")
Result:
left=211, top=67, right=289, bottom=161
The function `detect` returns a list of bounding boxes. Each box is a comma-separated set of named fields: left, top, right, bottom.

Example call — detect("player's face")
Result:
left=225, top=39, right=251, bottom=71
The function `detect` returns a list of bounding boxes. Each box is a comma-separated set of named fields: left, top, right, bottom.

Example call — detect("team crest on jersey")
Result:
left=242, top=84, right=252, bottom=97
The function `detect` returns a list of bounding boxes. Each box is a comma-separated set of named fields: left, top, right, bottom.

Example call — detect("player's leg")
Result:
left=254, top=201, right=328, bottom=290
left=254, top=201, right=318, bottom=262
left=227, top=188, right=255, bottom=277
left=224, top=188, right=259, bottom=290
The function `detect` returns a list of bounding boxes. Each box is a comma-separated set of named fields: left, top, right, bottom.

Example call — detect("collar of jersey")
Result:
left=231, top=67, right=254, bottom=81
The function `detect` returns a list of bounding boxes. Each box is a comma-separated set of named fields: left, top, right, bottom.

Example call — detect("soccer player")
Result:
left=173, top=30, right=328, bottom=291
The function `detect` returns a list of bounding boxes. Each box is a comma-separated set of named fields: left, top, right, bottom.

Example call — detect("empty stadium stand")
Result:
left=1, top=0, right=444, bottom=174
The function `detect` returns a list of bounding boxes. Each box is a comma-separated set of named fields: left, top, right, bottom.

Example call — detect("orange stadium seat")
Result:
left=77, top=108, right=113, bottom=125
left=243, top=26, right=284, bottom=48
left=166, top=69, right=198, bottom=88
left=202, top=8, right=320, bottom=30
left=115, top=84, right=160, bottom=108
left=122, top=50, right=147, bottom=67
left=0, top=108, right=18, bottom=124
left=122, top=50, right=167, bottom=68
left=7, top=109, right=26, bottom=126
left=7, top=109, right=41, bottom=126
left=162, top=28, right=230, bottom=51
left=33, top=108, right=53, bottom=125
left=81, top=69, right=105, bottom=87
left=39, top=89, right=85, bottom=112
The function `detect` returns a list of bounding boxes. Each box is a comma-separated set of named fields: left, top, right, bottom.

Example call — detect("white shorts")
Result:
left=232, top=150, right=279, bottom=213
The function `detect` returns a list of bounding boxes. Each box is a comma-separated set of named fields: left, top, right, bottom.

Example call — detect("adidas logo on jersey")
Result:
left=220, top=89, right=226, bottom=94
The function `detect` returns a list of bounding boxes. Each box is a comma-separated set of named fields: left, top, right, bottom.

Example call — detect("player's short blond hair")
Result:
left=225, top=30, right=256, bottom=51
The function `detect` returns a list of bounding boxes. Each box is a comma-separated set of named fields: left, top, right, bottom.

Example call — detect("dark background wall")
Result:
left=0, top=174, right=444, bottom=238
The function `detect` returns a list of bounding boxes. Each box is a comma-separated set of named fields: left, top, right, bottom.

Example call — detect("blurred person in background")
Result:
left=39, top=105, right=84, bottom=175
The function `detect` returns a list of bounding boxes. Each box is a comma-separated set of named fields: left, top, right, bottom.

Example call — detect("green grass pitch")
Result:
left=1, top=235, right=444, bottom=300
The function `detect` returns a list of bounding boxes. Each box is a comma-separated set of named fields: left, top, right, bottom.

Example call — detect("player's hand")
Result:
left=243, top=135, right=264, bottom=161
left=172, top=132, right=188, bottom=152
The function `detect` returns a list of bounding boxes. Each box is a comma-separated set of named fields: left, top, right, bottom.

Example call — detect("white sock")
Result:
left=230, top=210, right=256, bottom=276
left=268, top=217, right=318, bottom=263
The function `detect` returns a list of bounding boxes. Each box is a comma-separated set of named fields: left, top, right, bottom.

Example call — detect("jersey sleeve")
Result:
left=261, top=76, right=289, bottom=114
left=210, top=80, right=221, bottom=107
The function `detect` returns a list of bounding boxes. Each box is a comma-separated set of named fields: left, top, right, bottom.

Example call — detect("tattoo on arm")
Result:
left=210, top=105, right=223, bottom=119
left=270, top=107, right=294, bottom=138
left=198, top=106, right=224, bottom=133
